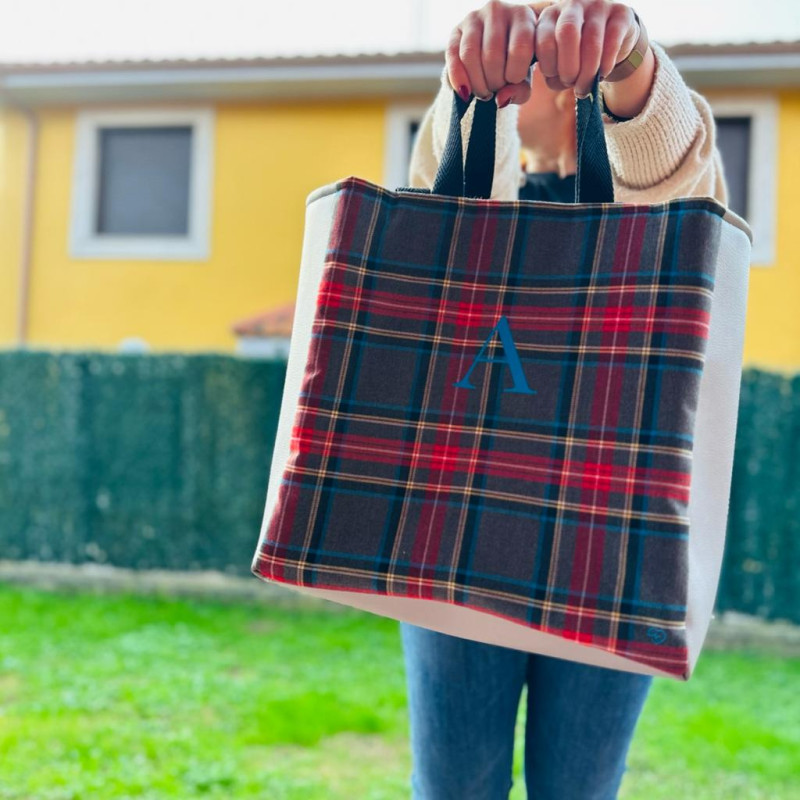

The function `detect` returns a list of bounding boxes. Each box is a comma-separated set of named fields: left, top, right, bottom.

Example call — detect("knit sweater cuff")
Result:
left=600, top=41, right=701, bottom=190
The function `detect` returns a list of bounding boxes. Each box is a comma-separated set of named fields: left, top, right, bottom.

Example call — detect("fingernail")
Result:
left=459, top=85, right=470, bottom=102
left=497, top=97, right=512, bottom=109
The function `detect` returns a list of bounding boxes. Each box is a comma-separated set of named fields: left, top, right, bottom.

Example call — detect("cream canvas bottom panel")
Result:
left=273, top=580, right=677, bottom=677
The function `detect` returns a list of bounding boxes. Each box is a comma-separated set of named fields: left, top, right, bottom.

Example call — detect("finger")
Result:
left=555, top=3, right=583, bottom=87
left=544, top=74, right=570, bottom=92
left=504, top=4, right=536, bottom=85
left=481, top=1, right=510, bottom=92
left=446, top=27, right=472, bottom=100
left=533, top=4, right=559, bottom=87
left=460, top=15, right=492, bottom=99
left=495, top=79, right=532, bottom=109
left=599, top=4, right=635, bottom=79
left=574, top=7, right=607, bottom=95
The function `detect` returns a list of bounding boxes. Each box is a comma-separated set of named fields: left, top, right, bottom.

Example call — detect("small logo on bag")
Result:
left=646, top=627, right=667, bottom=645
left=453, top=315, right=536, bottom=395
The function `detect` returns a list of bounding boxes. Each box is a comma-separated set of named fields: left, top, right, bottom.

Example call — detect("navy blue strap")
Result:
left=432, top=72, right=614, bottom=204
left=575, top=76, right=614, bottom=203
left=432, top=92, right=497, bottom=199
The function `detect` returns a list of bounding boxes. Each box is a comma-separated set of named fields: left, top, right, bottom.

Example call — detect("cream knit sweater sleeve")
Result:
left=408, top=41, right=729, bottom=207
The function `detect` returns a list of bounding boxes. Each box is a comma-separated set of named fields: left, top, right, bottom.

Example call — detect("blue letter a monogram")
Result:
left=453, top=315, right=536, bottom=395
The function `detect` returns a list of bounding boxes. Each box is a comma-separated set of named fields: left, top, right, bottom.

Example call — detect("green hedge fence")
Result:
left=0, top=351, right=796, bottom=623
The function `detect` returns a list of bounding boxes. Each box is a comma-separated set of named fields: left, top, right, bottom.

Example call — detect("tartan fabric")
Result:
left=254, top=177, right=726, bottom=678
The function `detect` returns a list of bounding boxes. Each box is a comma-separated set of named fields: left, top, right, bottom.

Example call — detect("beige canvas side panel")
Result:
left=685, top=222, right=751, bottom=675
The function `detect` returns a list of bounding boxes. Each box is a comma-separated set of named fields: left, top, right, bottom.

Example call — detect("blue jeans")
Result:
left=400, top=621, right=654, bottom=800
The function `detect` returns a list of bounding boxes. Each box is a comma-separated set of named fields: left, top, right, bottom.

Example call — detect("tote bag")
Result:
left=251, top=75, right=752, bottom=681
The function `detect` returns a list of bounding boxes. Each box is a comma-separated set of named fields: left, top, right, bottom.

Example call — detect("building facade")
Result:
left=1, top=43, right=798, bottom=368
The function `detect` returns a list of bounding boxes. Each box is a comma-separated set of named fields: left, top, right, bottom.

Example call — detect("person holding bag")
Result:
left=251, top=0, right=751, bottom=792
left=401, top=2, right=731, bottom=798
left=410, top=0, right=728, bottom=205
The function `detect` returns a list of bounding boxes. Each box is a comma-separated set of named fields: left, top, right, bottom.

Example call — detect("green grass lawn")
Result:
left=0, top=583, right=797, bottom=799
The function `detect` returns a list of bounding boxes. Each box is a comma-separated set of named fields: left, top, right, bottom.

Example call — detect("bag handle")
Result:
left=431, top=71, right=614, bottom=204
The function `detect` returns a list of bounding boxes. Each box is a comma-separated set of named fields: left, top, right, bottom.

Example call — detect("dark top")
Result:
left=519, top=171, right=576, bottom=203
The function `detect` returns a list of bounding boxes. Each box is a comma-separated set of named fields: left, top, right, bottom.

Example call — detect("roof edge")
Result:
left=2, top=42, right=799, bottom=106
left=1, top=39, right=799, bottom=73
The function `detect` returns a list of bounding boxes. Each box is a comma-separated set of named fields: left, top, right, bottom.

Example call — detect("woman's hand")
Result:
left=446, top=1, right=538, bottom=107
left=532, top=0, right=641, bottom=96
left=446, top=0, right=651, bottom=112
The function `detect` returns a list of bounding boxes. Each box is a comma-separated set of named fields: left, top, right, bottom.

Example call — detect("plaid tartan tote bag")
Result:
left=251, top=75, right=752, bottom=680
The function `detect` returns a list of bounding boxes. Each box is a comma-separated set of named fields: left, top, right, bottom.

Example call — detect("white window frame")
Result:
left=383, top=103, right=429, bottom=190
left=708, top=94, right=778, bottom=266
left=70, top=107, right=214, bottom=260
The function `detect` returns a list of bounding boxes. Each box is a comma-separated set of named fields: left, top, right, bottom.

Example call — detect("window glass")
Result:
left=715, top=116, right=751, bottom=220
left=408, top=119, right=421, bottom=161
left=96, top=126, right=192, bottom=236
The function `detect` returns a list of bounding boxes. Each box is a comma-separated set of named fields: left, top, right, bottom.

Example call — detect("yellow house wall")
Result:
left=740, top=89, right=800, bottom=371
left=0, top=89, right=799, bottom=367
left=4, top=99, right=387, bottom=352
left=0, top=109, right=26, bottom=344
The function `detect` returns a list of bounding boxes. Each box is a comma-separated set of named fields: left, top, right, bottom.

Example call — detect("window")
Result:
left=96, top=126, right=192, bottom=235
left=70, top=108, right=214, bottom=260
left=408, top=120, right=421, bottom=159
left=384, top=104, right=428, bottom=190
left=715, top=117, right=750, bottom=221
left=710, top=96, right=778, bottom=266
